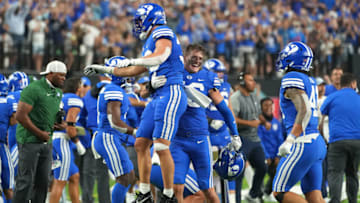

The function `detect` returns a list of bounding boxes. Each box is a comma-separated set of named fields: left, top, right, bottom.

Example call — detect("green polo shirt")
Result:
left=16, top=77, right=63, bottom=144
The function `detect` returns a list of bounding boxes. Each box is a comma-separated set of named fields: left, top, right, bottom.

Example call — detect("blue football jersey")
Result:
left=83, top=81, right=111, bottom=131
left=56, top=93, right=84, bottom=134
left=177, top=69, right=221, bottom=136
left=97, top=83, right=130, bottom=130
left=142, top=25, right=184, bottom=88
left=206, top=81, right=231, bottom=133
left=280, top=71, right=319, bottom=135
left=7, top=91, right=21, bottom=148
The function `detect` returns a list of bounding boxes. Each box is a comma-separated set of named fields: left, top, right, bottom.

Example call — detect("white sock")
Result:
left=163, top=188, right=174, bottom=198
left=126, top=192, right=136, bottom=203
left=244, top=166, right=254, bottom=188
left=139, top=183, right=150, bottom=194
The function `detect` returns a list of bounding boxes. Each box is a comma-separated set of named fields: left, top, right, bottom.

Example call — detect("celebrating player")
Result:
left=272, top=41, right=326, bottom=203
left=170, top=44, right=241, bottom=203
left=84, top=3, right=187, bottom=202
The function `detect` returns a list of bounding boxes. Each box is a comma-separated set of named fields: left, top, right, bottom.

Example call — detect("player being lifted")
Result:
left=273, top=41, right=326, bottom=203
left=84, top=3, right=187, bottom=202
left=170, top=44, right=242, bottom=203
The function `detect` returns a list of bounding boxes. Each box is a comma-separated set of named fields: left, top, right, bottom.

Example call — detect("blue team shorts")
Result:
left=171, top=135, right=213, bottom=190
left=150, top=164, right=200, bottom=197
left=209, top=129, right=231, bottom=148
left=136, top=84, right=187, bottom=141
left=94, top=129, right=133, bottom=177
left=0, top=143, right=14, bottom=189
left=52, top=135, right=79, bottom=181
left=273, top=135, right=326, bottom=193
left=10, top=144, right=18, bottom=178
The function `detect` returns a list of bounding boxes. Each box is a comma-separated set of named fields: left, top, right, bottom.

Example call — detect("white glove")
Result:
left=210, top=119, right=224, bottom=130
left=113, top=58, right=132, bottom=68
left=84, top=64, right=114, bottom=76
left=278, top=134, right=296, bottom=157
left=75, top=141, right=86, bottom=156
left=230, top=136, right=242, bottom=151
left=151, top=72, right=167, bottom=89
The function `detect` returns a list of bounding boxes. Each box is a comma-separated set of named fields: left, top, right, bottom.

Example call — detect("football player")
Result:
left=273, top=41, right=326, bottom=203
left=7, top=71, right=30, bottom=149
left=0, top=74, right=16, bottom=201
left=50, top=77, right=86, bottom=203
left=170, top=44, right=241, bottom=203
left=93, top=73, right=137, bottom=202
left=84, top=3, right=188, bottom=202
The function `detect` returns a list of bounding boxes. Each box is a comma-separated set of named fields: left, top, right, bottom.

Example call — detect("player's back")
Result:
left=280, top=71, right=319, bottom=135
left=177, top=69, right=220, bottom=136
left=142, top=25, right=184, bottom=87
left=97, top=83, right=130, bottom=130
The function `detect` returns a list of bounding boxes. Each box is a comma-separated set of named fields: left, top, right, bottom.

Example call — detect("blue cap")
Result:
left=81, top=77, right=91, bottom=86
left=138, top=76, right=150, bottom=84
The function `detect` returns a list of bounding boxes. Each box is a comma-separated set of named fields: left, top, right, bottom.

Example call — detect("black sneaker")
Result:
left=134, top=192, right=153, bottom=203
left=159, top=194, right=178, bottom=203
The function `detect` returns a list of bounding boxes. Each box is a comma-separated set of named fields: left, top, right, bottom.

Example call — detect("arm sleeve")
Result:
left=67, top=97, right=84, bottom=109
left=215, top=100, right=238, bottom=135
left=152, top=27, right=174, bottom=42
left=281, top=77, right=305, bottom=91
left=104, top=89, right=124, bottom=102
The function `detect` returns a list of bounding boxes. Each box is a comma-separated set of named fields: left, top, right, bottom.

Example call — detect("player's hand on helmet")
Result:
left=278, top=134, right=295, bottom=157
left=151, top=72, right=167, bottom=89
left=210, top=119, right=224, bottom=130
left=230, top=135, right=242, bottom=151
left=84, top=64, right=114, bottom=76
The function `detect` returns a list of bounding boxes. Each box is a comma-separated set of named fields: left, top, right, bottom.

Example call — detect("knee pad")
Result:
left=154, top=143, right=169, bottom=151
left=275, top=192, right=286, bottom=203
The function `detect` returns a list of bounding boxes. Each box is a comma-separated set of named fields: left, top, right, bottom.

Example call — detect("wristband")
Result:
left=67, top=122, right=76, bottom=127
left=132, top=129, right=137, bottom=136
left=286, top=134, right=296, bottom=142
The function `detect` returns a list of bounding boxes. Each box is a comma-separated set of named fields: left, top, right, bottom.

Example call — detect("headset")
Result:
left=238, top=72, right=245, bottom=87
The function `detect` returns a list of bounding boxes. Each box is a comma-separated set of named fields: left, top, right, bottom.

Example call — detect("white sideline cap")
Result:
left=40, top=60, right=67, bottom=75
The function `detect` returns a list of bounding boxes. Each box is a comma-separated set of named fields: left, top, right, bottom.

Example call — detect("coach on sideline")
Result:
left=13, top=61, right=67, bottom=203
left=320, top=73, right=360, bottom=203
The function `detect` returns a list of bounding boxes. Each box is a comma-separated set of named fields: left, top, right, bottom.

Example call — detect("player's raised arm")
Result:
left=208, top=88, right=241, bottom=151
left=84, top=39, right=172, bottom=77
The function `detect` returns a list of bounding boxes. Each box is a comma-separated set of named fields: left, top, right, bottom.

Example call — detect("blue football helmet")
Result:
left=133, top=3, right=166, bottom=40
left=276, top=41, right=313, bottom=72
left=0, top=74, right=8, bottom=96
left=8, top=71, right=29, bottom=92
left=203, top=58, right=226, bottom=72
left=213, top=145, right=245, bottom=180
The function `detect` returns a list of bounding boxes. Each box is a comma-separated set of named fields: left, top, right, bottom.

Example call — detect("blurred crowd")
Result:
left=0, top=0, right=359, bottom=78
